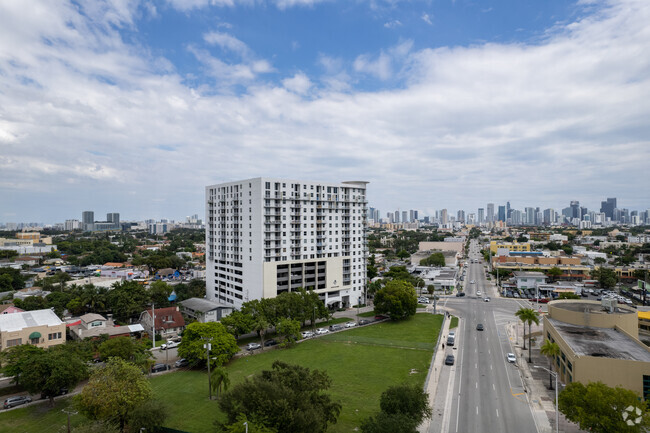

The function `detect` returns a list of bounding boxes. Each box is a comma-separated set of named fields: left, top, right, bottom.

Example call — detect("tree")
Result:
left=276, top=317, right=301, bottom=347
left=254, top=317, right=270, bottom=349
left=367, top=255, right=378, bottom=280
left=515, top=308, right=539, bottom=362
left=218, top=361, right=341, bottom=433
left=220, top=310, right=254, bottom=339
left=97, top=336, right=153, bottom=370
left=360, top=384, right=431, bottom=433
left=561, top=245, right=574, bottom=256
left=558, top=381, right=650, bottom=433
left=211, top=366, right=231, bottom=400
left=374, top=280, right=417, bottom=321
left=72, top=421, right=120, bottom=433
left=77, top=357, right=153, bottom=432
left=396, top=249, right=410, bottom=260
left=594, top=257, right=607, bottom=264
left=546, top=267, right=562, bottom=283
left=419, top=252, right=445, bottom=267
left=177, top=321, right=239, bottom=367
left=219, top=414, right=277, bottom=433
left=593, top=267, right=618, bottom=289
left=3, top=345, right=88, bottom=406
left=539, top=339, right=560, bottom=390
left=148, top=280, right=172, bottom=308
left=127, top=399, right=169, bottom=433
left=558, top=292, right=580, bottom=300
left=106, top=281, right=150, bottom=323
left=361, top=412, right=419, bottom=433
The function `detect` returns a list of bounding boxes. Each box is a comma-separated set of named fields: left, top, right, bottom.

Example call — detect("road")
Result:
left=429, top=239, right=539, bottom=433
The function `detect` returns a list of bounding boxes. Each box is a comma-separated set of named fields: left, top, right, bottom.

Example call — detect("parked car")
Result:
left=329, top=324, right=344, bottom=331
left=301, top=331, right=314, bottom=339
left=476, top=323, right=484, bottom=331
left=456, top=292, right=466, bottom=297
left=151, top=363, right=169, bottom=373
left=345, top=321, right=357, bottom=328
left=444, top=355, right=455, bottom=366
left=161, top=340, right=180, bottom=350
left=175, top=358, right=189, bottom=368
left=3, top=395, right=32, bottom=409
left=358, top=319, right=370, bottom=325
left=484, top=297, right=491, bottom=302
left=418, top=297, right=430, bottom=304
left=507, top=353, right=516, bottom=363
left=264, top=339, right=278, bottom=347
left=246, top=342, right=261, bottom=351
left=374, top=315, right=387, bottom=320
left=476, top=290, right=482, bottom=297
left=316, top=328, right=329, bottom=335
left=41, top=388, right=68, bottom=400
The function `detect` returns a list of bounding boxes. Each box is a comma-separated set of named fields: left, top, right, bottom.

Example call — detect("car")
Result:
left=329, top=324, right=344, bottom=331
left=161, top=340, right=180, bottom=350
left=345, top=321, right=357, bottom=328
left=41, top=388, right=68, bottom=400
left=301, top=331, right=314, bottom=339
left=484, top=297, right=490, bottom=302
left=358, top=319, right=370, bottom=325
left=507, top=353, right=516, bottom=363
left=476, top=323, right=484, bottom=331
left=456, top=292, right=466, bottom=297
left=374, top=315, right=387, bottom=320
left=175, top=358, right=190, bottom=368
left=418, top=297, right=430, bottom=304
left=3, top=395, right=32, bottom=409
left=476, top=290, right=482, bottom=296
left=246, top=342, right=261, bottom=351
left=264, top=339, right=278, bottom=347
left=471, top=280, right=476, bottom=284
left=151, top=363, right=169, bottom=373
left=315, top=328, right=329, bottom=335
left=444, top=355, right=455, bottom=366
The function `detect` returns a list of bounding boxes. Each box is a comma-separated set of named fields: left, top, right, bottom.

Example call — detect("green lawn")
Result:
left=449, top=316, right=459, bottom=329
left=0, top=314, right=443, bottom=433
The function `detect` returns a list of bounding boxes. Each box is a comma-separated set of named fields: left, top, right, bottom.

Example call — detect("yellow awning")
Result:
left=638, top=311, right=650, bottom=320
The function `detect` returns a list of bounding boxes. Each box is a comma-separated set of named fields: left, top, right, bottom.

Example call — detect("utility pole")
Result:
left=151, top=303, right=155, bottom=350
left=62, top=408, right=77, bottom=433
left=203, top=339, right=212, bottom=400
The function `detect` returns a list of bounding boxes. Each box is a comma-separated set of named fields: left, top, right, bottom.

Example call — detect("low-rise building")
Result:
left=0, top=309, right=66, bottom=350
left=544, top=300, right=650, bottom=399
left=512, top=271, right=547, bottom=289
left=179, top=298, right=234, bottom=323
left=139, top=306, right=185, bottom=340
left=489, top=241, right=531, bottom=254
left=68, top=313, right=145, bottom=340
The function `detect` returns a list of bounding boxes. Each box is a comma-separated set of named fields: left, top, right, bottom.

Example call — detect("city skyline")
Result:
left=1, top=1, right=649, bottom=223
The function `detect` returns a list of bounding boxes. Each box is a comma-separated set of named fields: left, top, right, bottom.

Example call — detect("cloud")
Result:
left=1, top=0, right=649, bottom=223
left=421, top=12, right=432, bottom=25
left=203, top=31, right=250, bottom=57
left=384, top=19, right=402, bottom=29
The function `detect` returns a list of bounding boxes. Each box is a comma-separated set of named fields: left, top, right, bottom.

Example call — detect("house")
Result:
left=0, top=304, right=24, bottom=315
left=68, top=313, right=144, bottom=340
left=512, top=271, right=548, bottom=289
left=0, top=309, right=66, bottom=351
left=155, top=268, right=180, bottom=280
left=139, top=306, right=185, bottom=339
left=179, top=298, right=234, bottom=323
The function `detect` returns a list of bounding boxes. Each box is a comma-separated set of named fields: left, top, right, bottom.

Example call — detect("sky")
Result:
left=1, top=0, right=649, bottom=224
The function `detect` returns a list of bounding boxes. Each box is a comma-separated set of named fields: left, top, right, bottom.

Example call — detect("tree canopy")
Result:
left=419, top=252, right=445, bottom=267
left=178, top=321, right=239, bottom=367
left=558, top=381, right=650, bottom=433
left=218, top=361, right=341, bottom=433
left=361, top=384, right=431, bottom=433
left=374, top=280, right=417, bottom=321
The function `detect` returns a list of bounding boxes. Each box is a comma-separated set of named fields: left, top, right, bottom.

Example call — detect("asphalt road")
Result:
left=430, top=240, right=539, bottom=433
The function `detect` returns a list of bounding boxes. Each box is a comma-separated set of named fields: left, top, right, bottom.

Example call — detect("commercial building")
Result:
left=489, top=241, right=531, bottom=254
left=544, top=300, right=650, bottom=399
left=0, top=309, right=66, bottom=351
left=206, top=178, right=368, bottom=309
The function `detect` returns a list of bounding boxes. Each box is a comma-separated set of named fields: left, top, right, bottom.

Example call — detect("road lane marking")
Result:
left=496, top=408, right=499, bottom=418
left=493, top=383, right=495, bottom=391
left=476, top=406, right=478, bottom=415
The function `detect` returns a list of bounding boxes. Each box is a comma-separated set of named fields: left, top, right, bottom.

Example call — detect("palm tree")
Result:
left=540, top=339, right=560, bottom=390
left=516, top=308, right=540, bottom=362
left=254, top=318, right=269, bottom=349
left=211, top=366, right=230, bottom=400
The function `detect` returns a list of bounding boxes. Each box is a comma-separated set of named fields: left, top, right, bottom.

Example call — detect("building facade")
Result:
left=0, top=309, right=66, bottom=351
left=206, top=178, right=368, bottom=309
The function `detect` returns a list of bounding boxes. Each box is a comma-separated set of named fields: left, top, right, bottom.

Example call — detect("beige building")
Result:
left=418, top=241, right=463, bottom=254
left=0, top=309, right=66, bottom=351
left=544, top=300, right=650, bottom=399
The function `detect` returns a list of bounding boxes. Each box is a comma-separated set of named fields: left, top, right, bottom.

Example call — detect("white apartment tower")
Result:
left=206, top=178, right=369, bottom=309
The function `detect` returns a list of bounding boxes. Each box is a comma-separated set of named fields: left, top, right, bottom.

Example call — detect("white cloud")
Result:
left=203, top=31, right=250, bottom=57
left=421, top=12, right=432, bottom=25
left=1, top=0, right=649, bottom=222
left=384, top=20, right=402, bottom=29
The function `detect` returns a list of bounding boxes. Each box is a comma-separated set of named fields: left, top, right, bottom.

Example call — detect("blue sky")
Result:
left=0, top=0, right=649, bottom=223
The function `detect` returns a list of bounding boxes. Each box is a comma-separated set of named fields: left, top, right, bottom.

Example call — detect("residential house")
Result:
left=179, top=298, right=233, bottom=323
left=68, top=313, right=144, bottom=340
left=139, top=306, right=185, bottom=339
left=0, top=309, right=66, bottom=351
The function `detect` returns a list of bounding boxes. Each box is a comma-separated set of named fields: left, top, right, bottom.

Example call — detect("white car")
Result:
left=476, top=290, right=482, bottom=296
left=160, top=340, right=180, bottom=350
left=471, top=280, right=476, bottom=284
left=315, top=328, right=329, bottom=335
left=418, top=297, right=430, bottom=304
left=246, top=342, right=261, bottom=351
left=507, top=353, right=516, bottom=363
left=301, top=331, right=314, bottom=339
left=345, top=321, right=357, bottom=328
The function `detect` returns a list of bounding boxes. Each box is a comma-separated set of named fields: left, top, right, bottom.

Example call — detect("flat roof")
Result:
left=552, top=301, right=636, bottom=315
left=548, top=318, right=650, bottom=362
left=513, top=271, right=547, bottom=277
left=0, top=309, right=62, bottom=332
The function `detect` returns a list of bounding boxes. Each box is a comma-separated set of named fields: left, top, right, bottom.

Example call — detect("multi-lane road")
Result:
left=428, top=239, right=540, bottom=433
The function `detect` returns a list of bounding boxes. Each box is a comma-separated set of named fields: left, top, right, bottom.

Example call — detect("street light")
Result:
left=533, top=366, right=559, bottom=433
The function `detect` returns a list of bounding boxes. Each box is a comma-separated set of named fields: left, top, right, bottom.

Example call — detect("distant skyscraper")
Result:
left=82, top=211, right=94, bottom=231
left=478, top=208, right=484, bottom=223
left=413, top=210, right=418, bottom=221
left=525, top=207, right=536, bottom=225
left=402, top=211, right=408, bottom=223
left=600, top=197, right=617, bottom=220
left=506, top=201, right=511, bottom=219
left=497, top=206, right=506, bottom=222
left=394, top=210, right=400, bottom=223
left=570, top=201, right=580, bottom=219
left=107, top=213, right=120, bottom=224
left=467, top=213, right=476, bottom=224
left=441, top=209, right=448, bottom=225
left=486, top=203, right=495, bottom=223
left=457, top=210, right=465, bottom=223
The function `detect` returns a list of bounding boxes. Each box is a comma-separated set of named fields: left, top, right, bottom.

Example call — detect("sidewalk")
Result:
left=418, top=310, right=452, bottom=433
left=508, top=322, right=587, bottom=433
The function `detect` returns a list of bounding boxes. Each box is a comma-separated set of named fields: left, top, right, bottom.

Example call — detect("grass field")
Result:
left=0, top=314, right=443, bottom=433
left=449, top=316, right=459, bottom=329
